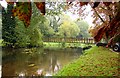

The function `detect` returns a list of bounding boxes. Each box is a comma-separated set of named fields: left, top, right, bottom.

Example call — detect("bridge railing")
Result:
left=43, top=38, right=95, bottom=44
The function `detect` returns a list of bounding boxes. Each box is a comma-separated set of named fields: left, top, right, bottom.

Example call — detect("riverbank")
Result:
left=43, top=42, right=93, bottom=49
left=55, top=47, right=119, bottom=76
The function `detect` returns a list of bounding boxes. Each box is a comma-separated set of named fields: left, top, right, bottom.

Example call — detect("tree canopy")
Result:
left=67, top=1, right=120, bottom=46
left=75, top=20, right=90, bottom=38
left=3, top=0, right=120, bottom=46
left=57, top=14, right=80, bottom=38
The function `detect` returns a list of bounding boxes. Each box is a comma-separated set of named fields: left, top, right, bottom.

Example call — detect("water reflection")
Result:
left=2, top=47, right=82, bottom=76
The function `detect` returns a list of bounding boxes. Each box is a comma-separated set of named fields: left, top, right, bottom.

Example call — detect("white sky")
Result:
left=66, top=4, right=94, bottom=27
left=82, top=5, right=94, bottom=27
left=0, top=0, right=7, bottom=8
left=67, top=10, right=94, bottom=26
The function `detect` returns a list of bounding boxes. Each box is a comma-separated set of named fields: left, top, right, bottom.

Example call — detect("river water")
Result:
left=2, top=47, right=83, bottom=76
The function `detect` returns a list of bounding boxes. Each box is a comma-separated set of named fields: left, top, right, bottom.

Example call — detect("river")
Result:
left=2, top=47, right=83, bottom=77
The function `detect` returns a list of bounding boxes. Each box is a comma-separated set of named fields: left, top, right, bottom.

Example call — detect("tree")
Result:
left=46, top=15, right=61, bottom=32
left=45, top=2, right=66, bottom=32
left=39, top=17, right=55, bottom=38
left=46, top=2, right=66, bottom=16
left=14, top=18, right=30, bottom=47
left=75, top=20, right=90, bottom=38
left=28, top=3, right=43, bottom=47
left=2, top=4, right=17, bottom=47
left=39, top=2, right=66, bottom=37
left=67, top=1, right=120, bottom=46
left=89, top=2, right=120, bottom=46
left=57, top=14, right=80, bottom=38
left=0, top=17, right=1, bottom=39
left=5, top=1, right=66, bottom=27
left=5, top=1, right=120, bottom=46
left=14, top=3, right=43, bottom=47
left=11, top=2, right=45, bottom=27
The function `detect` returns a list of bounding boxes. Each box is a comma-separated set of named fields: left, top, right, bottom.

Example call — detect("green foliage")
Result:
left=75, top=20, right=90, bottom=38
left=27, top=3, right=43, bottom=47
left=2, top=4, right=17, bottom=47
left=55, top=47, right=119, bottom=76
left=15, top=18, right=30, bottom=47
left=46, top=15, right=60, bottom=33
left=39, top=2, right=66, bottom=36
left=29, top=28, right=43, bottom=47
left=14, top=3, right=43, bottom=47
left=39, top=17, right=55, bottom=38
left=15, top=17, right=43, bottom=47
left=46, top=2, right=66, bottom=15
left=31, top=3, right=55, bottom=38
left=57, top=19, right=80, bottom=38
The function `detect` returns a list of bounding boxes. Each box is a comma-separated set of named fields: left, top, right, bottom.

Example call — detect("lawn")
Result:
left=55, top=46, right=119, bottom=76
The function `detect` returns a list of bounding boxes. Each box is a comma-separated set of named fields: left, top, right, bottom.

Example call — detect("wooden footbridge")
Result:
left=43, top=38, right=95, bottom=44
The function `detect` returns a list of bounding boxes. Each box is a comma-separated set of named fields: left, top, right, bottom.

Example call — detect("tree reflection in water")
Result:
left=50, top=52, right=60, bottom=74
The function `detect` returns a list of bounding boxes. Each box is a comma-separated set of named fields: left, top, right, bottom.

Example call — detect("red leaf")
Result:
left=103, top=2, right=112, bottom=6
left=34, top=2, right=45, bottom=15
left=79, top=2, right=88, bottom=6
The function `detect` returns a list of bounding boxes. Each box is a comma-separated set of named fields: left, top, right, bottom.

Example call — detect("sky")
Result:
left=0, top=0, right=7, bottom=8
left=65, top=4, right=94, bottom=27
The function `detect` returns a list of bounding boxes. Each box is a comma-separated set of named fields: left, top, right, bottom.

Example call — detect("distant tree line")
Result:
left=1, top=3, right=90, bottom=48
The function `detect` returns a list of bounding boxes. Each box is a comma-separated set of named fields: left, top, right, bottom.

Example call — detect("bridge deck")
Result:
left=43, top=38, right=95, bottom=44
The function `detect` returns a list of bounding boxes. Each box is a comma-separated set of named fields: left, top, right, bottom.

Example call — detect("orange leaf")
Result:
left=12, top=2, right=32, bottom=27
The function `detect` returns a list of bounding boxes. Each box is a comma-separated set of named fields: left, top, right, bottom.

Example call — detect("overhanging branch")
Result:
left=93, top=8, right=105, bottom=23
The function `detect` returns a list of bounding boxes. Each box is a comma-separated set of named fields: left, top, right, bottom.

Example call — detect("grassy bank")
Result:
left=43, top=42, right=93, bottom=49
left=55, top=47, right=119, bottom=76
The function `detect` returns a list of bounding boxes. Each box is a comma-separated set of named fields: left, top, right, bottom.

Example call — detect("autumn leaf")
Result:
left=34, top=2, right=45, bottom=15
left=6, top=2, right=45, bottom=27
left=103, top=2, right=112, bottom=6
left=12, top=2, right=32, bottom=27
left=79, top=2, right=88, bottom=6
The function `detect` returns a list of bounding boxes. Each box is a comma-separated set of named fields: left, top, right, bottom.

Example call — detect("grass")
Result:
left=55, top=46, right=119, bottom=76
left=43, top=42, right=93, bottom=49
